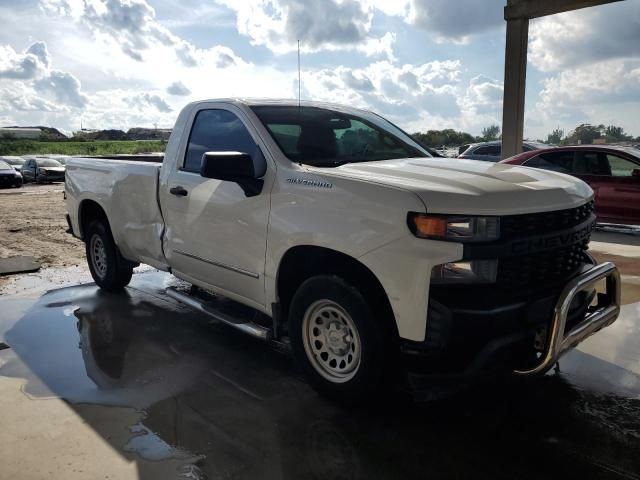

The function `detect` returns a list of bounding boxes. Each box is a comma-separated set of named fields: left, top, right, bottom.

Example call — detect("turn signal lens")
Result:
left=412, top=216, right=447, bottom=238
left=408, top=213, right=500, bottom=242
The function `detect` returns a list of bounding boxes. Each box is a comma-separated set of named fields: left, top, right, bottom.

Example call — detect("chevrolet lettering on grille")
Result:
left=510, top=220, right=595, bottom=255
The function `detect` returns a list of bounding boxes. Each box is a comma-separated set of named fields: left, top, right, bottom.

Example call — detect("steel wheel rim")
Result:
left=302, top=300, right=361, bottom=383
left=90, top=234, right=108, bottom=279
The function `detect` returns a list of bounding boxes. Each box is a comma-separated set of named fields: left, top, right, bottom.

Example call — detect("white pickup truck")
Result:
left=65, top=99, right=621, bottom=401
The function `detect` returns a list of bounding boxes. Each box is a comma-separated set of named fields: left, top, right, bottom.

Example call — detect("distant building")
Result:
left=0, top=127, right=42, bottom=139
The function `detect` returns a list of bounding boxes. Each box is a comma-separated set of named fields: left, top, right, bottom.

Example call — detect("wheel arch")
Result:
left=276, top=245, right=398, bottom=338
left=78, top=199, right=110, bottom=241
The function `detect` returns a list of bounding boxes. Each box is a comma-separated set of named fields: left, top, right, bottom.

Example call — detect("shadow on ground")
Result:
left=1, top=271, right=640, bottom=479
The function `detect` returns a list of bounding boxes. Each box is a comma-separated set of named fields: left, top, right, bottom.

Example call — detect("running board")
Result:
left=165, top=287, right=271, bottom=341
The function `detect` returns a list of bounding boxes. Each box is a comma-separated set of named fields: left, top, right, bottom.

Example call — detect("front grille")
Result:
left=500, top=201, right=594, bottom=239
left=497, top=242, right=588, bottom=287
left=496, top=202, right=594, bottom=288
left=0, top=175, right=16, bottom=185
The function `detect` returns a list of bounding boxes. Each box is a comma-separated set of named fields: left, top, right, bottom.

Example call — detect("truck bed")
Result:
left=65, top=157, right=168, bottom=270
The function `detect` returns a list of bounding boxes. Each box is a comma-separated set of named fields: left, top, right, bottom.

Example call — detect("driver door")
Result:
left=161, top=106, right=272, bottom=309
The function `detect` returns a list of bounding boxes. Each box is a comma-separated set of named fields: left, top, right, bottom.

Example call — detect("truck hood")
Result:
left=317, top=157, right=593, bottom=215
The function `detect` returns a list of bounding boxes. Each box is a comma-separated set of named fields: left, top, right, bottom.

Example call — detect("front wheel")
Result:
left=289, top=275, right=395, bottom=403
left=85, top=220, right=134, bottom=291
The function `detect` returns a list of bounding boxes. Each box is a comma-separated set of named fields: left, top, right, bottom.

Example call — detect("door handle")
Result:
left=170, top=186, right=188, bottom=197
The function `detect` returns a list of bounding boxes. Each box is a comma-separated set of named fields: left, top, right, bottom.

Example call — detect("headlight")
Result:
left=38, top=168, right=47, bottom=175
left=407, top=213, right=500, bottom=242
left=431, top=260, right=498, bottom=284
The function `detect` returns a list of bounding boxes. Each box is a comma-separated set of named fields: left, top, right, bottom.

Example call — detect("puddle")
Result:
left=0, top=270, right=639, bottom=479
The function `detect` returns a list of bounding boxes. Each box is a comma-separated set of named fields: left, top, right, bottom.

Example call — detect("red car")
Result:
left=502, top=145, right=640, bottom=227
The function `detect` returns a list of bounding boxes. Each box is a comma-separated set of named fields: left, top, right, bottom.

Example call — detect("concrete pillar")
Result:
left=501, top=17, right=529, bottom=160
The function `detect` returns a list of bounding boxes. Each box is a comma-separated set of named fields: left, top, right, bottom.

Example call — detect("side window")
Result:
left=606, top=154, right=638, bottom=177
left=574, top=152, right=611, bottom=175
left=475, top=145, right=500, bottom=156
left=183, top=109, right=257, bottom=172
left=527, top=151, right=574, bottom=173
left=473, top=145, right=500, bottom=155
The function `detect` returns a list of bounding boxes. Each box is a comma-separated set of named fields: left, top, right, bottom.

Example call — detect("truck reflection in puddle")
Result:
left=1, top=274, right=640, bottom=479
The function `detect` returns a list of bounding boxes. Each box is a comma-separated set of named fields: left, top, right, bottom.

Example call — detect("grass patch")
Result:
left=0, top=139, right=167, bottom=156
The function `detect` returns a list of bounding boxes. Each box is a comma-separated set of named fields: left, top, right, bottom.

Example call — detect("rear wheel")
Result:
left=85, top=220, right=133, bottom=291
left=289, top=275, right=394, bottom=403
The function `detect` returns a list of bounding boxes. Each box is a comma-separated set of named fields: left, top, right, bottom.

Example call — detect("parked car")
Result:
left=502, top=145, right=640, bottom=227
left=42, top=154, right=72, bottom=165
left=0, top=159, right=23, bottom=188
left=21, top=157, right=66, bottom=183
left=65, top=99, right=620, bottom=402
left=0, top=156, right=26, bottom=173
left=458, top=140, right=549, bottom=162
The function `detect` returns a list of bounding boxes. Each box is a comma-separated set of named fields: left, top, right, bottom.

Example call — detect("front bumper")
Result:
left=514, top=261, right=620, bottom=375
left=402, top=261, right=621, bottom=377
left=0, top=174, right=21, bottom=187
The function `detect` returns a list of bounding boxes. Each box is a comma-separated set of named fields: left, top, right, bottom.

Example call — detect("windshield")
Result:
left=38, top=158, right=63, bottom=167
left=2, top=157, right=24, bottom=166
left=251, top=105, right=430, bottom=167
left=0, top=160, right=12, bottom=170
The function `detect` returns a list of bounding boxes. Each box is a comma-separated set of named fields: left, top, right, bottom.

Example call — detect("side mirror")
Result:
left=200, top=151, right=266, bottom=181
left=632, top=168, right=640, bottom=178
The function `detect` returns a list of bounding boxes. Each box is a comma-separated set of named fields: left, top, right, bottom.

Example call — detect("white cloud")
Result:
left=296, top=60, right=504, bottom=133
left=39, top=0, right=231, bottom=68
left=462, top=75, right=503, bottom=115
left=0, top=41, right=88, bottom=116
left=126, top=92, right=172, bottom=112
left=536, top=60, right=640, bottom=117
left=0, top=43, right=49, bottom=79
left=407, top=0, right=504, bottom=43
left=529, top=1, right=640, bottom=72
left=34, top=70, right=88, bottom=108
left=167, top=81, right=191, bottom=96
left=216, top=0, right=396, bottom=59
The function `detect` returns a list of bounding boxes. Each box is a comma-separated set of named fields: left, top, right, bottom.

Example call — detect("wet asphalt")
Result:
left=0, top=270, right=639, bottom=480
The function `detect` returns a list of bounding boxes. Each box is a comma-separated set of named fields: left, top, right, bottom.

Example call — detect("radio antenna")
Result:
left=297, top=39, right=301, bottom=107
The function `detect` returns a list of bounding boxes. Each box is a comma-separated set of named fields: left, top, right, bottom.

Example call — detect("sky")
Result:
left=0, top=0, right=638, bottom=139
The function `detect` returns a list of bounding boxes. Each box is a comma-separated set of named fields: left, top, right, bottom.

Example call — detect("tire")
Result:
left=85, top=220, right=134, bottom=291
left=289, top=275, right=395, bottom=403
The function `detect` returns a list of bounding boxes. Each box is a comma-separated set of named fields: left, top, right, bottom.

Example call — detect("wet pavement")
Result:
left=1, top=270, right=640, bottom=479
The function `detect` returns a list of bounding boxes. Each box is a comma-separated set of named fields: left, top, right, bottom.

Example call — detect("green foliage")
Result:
left=0, top=139, right=166, bottom=156
left=562, top=124, right=603, bottom=145
left=545, top=127, right=564, bottom=145
left=412, top=129, right=477, bottom=148
left=481, top=125, right=501, bottom=141
left=604, top=125, right=633, bottom=143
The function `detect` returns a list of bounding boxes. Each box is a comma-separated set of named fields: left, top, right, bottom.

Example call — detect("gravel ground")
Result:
left=0, top=184, right=85, bottom=289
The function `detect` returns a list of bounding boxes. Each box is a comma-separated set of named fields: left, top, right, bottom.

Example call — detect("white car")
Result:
left=65, top=99, right=621, bottom=402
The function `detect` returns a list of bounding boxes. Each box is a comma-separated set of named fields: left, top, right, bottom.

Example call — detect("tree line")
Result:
left=412, top=123, right=639, bottom=148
